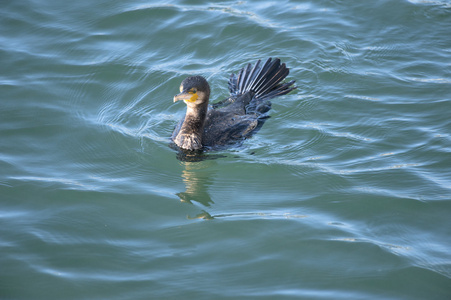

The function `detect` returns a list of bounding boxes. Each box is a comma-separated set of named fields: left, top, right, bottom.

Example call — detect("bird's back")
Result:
left=202, top=58, right=296, bottom=149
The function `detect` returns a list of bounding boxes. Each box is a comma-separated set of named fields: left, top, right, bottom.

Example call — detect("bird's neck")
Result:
left=183, top=104, right=207, bottom=131
left=177, top=103, right=208, bottom=150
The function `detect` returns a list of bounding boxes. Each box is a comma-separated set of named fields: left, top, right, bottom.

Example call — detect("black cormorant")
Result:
left=172, top=57, right=296, bottom=151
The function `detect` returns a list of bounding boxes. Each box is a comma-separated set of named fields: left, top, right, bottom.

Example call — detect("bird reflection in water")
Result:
left=176, top=156, right=219, bottom=220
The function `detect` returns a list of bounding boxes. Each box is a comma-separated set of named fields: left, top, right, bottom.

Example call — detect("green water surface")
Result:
left=1, top=0, right=451, bottom=299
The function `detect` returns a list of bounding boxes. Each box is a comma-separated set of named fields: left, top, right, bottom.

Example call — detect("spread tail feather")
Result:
left=228, top=57, right=296, bottom=100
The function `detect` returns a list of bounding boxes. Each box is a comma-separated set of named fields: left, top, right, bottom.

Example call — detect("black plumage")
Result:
left=172, top=58, right=296, bottom=151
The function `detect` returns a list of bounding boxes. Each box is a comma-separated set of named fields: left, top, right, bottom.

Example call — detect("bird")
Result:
left=171, top=57, right=296, bottom=151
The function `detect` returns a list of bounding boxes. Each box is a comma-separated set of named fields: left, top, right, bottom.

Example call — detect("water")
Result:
left=1, top=0, right=451, bottom=299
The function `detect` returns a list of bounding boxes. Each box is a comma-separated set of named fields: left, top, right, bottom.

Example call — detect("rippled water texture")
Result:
left=1, top=0, right=451, bottom=299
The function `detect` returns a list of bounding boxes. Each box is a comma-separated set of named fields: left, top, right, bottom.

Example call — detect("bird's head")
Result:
left=173, top=76, right=210, bottom=107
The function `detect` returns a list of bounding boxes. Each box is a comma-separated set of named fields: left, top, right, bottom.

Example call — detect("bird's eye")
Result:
left=189, top=88, right=197, bottom=94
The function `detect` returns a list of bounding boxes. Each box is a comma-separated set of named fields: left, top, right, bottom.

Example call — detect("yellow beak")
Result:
left=173, top=91, right=198, bottom=103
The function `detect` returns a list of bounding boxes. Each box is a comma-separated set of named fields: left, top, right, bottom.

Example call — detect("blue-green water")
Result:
left=1, top=0, right=451, bottom=299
